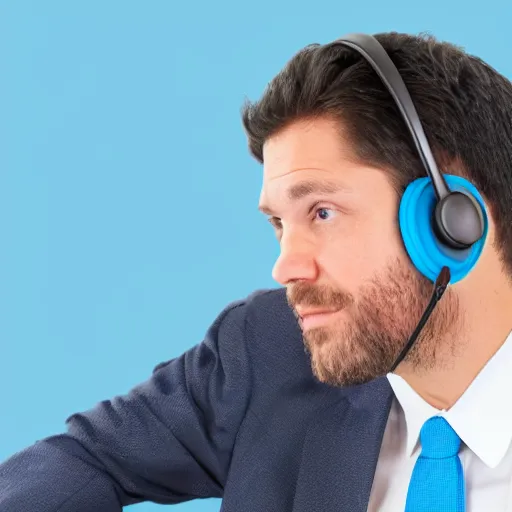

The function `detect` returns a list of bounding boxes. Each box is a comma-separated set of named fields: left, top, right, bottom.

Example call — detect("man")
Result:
left=1, top=31, right=512, bottom=512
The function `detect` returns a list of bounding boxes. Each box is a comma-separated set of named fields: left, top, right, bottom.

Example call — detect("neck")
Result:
left=395, top=273, right=512, bottom=410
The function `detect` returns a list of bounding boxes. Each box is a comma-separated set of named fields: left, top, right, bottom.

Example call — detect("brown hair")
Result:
left=241, top=32, right=512, bottom=275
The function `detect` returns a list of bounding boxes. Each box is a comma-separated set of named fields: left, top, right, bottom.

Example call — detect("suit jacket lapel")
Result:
left=292, top=376, right=393, bottom=512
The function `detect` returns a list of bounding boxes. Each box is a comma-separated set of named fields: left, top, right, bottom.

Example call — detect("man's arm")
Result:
left=0, top=295, right=255, bottom=511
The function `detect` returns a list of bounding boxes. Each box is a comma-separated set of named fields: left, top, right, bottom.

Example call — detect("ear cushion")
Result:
left=399, top=174, right=488, bottom=284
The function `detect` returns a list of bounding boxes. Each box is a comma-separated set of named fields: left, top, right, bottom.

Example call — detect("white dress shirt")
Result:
left=368, top=330, right=512, bottom=511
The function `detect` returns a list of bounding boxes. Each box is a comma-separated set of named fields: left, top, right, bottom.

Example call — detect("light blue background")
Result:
left=2, top=1, right=511, bottom=510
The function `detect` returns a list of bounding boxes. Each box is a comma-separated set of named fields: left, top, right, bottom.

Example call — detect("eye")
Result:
left=268, top=216, right=282, bottom=230
left=315, top=207, right=336, bottom=221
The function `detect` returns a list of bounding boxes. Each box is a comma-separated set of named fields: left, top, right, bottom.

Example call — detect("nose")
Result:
left=272, top=231, right=319, bottom=285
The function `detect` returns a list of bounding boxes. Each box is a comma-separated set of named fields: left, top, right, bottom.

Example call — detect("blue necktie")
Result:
left=405, top=416, right=466, bottom=512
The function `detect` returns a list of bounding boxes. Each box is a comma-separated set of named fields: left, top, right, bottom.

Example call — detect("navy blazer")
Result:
left=0, top=288, right=394, bottom=511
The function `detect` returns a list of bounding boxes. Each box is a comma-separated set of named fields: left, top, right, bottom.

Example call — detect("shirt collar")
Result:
left=387, top=329, right=512, bottom=469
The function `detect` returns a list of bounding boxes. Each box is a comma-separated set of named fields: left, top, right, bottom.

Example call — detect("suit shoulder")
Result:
left=229, top=287, right=295, bottom=333
left=216, top=287, right=289, bottom=325
left=244, top=287, right=288, bottom=310
left=229, top=287, right=306, bottom=366
left=195, top=287, right=302, bottom=373
left=226, top=287, right=287, bottom=309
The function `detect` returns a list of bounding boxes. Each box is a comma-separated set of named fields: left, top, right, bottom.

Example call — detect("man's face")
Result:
left=259, top=117, right=460, bottom=386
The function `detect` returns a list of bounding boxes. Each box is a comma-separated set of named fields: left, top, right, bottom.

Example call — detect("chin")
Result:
left=306, top=333, right=386, bottom=388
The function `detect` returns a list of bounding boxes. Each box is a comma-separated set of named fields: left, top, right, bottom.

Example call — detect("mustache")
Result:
left=287, top=282, right=354, bottom=311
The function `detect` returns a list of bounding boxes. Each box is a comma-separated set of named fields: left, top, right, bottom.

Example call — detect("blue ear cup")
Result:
left=399, top=174, right=488, bottom=284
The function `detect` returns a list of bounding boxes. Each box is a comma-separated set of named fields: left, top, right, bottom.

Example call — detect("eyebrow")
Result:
left=258, top=179, right=346, bottom=215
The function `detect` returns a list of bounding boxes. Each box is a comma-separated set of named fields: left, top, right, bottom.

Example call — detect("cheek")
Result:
left=361, top=220, right=405, bottom=269
left=318, top=216, right=405, bottom=287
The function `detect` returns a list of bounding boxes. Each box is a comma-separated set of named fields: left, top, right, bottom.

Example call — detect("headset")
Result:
left=336, top=33, right=488, bottom=285
left=335, top=34, right=489, bottom=370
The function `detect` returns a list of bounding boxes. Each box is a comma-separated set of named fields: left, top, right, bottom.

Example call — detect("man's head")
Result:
left=241, top=32, right=512, bottom=387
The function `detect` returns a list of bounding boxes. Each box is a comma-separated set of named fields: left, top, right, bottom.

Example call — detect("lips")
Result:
left=295, top=307, right=340, bottom=319
left=295, top=307, right=343, bottom=330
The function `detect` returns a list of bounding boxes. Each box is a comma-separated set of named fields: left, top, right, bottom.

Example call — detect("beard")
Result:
left=286, top=258, right=463, bottom=387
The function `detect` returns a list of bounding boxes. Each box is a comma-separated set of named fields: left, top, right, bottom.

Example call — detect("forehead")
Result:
left=262, top=117, right=351, bottom=180
left=259, top=117, right=389, bottom=209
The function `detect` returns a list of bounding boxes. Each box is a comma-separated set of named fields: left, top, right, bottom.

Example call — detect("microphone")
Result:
left=389, top=266, right=451, bottom=372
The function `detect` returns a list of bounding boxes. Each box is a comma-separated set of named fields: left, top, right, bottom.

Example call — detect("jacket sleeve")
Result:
left=0, top=296, right=255, bottom=511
